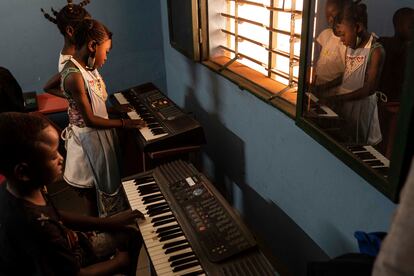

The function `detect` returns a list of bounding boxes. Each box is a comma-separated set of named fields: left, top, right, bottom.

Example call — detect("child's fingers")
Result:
left=132, top=209, right=145, bottom=219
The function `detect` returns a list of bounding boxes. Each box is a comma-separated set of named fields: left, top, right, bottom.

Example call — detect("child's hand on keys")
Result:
left=125, top=119, right=146, bottom=128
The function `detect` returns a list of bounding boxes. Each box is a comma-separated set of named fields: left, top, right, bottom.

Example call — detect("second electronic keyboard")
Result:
left=347, top=145, right=390, bottom=177
left=122, top=160, right=278, bottom=276
left=112, top=83, right=205, bottom=152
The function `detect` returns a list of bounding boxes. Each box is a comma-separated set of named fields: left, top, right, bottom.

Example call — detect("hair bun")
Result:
left=79, top=0, right=91, bottom=8
left=357, top=3, right=367, bottom=13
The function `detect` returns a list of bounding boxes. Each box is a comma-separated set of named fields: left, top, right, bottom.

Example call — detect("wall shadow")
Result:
left=183, top=60, right=329, bottom=275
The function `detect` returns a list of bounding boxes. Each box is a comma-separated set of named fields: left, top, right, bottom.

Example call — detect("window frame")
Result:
left=199, top=0, right=306, bottom=117
left=295, top=0, right=414, bottom=202
left=173, top=0, right=414, bottom=201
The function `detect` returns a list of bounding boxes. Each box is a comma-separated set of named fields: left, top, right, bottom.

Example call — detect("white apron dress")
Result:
left=336, top=34, right=382, bottom=145
left=58, top=53, right=71, bottom=72
left=61, top=57, right=126, bottom=217
left=315, top=28, right=346, bottom=85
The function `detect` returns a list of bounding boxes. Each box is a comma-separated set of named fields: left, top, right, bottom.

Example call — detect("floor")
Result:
left=47, top=179, right=151, bottom=276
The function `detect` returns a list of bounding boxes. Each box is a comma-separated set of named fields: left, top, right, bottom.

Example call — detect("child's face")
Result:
left=325, top=3, right=340, bottom=27
left=94, top=39, right=112, bottom=69
left=35, top=126, right=64, bottom=184
left=397, top=14, right=414, bottom=41
left=337, top=21, right=358, bottom=47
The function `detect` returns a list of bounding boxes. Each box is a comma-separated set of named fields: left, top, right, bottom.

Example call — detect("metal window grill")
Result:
left=219, top=0, right=302, bottom=91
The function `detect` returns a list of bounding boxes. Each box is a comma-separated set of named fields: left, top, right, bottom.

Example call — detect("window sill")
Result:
left=202, top=56, right=297, bottom=118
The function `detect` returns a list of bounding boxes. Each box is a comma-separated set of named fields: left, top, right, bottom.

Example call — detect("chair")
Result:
left=0, top=67, right=25, bottom=113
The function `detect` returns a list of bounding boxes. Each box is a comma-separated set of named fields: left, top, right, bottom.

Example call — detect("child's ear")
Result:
left=14, top=163, right=31, bottom=182
left=65, top=26, right=75, bottom=37
left=356, top=22, right=364, bottom=34
left=88, top=40, right=97, bottom=52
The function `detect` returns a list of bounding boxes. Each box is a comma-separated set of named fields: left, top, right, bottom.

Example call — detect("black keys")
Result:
left=156, top=224, right=180, bottom=234
left=159, top=232, right=184, bottom=242
left=365, top=160, right=385, bottom=167
left=153, top=217, right=176, bottom=227
left=138, top=184, right=160, bottom=195
left=151, top=128, right=167, bottom=135
left=355, top=151, right=376, bottom=160
left=172, top=260, right=201, bottom=272
left=143, top=194, right=164, bottom=204
left=151, top=214, right=174, bottom=223
left=171, top=256, right=198, bottom=267
left=168, top=251, right=194, bottom=262
left=134, top=177, right=155, bottom=185
left=348, top=146, right=366, bottom=152
left=146, top=201, right=168, bottom=210
left=181, top=271, right=204, bottom=276
left=158, top=228, right=182, bottom=239
left=165, top=243, right=191, bottom=254
left=163, top=239, right=187, bottom=249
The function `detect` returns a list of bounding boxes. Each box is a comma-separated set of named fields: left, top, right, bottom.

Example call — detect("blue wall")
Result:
left=0, top=0, right=398, bottom=274
left=0, top=0, right=166, bottom=94
left=160, top=0, right=396, bottom=274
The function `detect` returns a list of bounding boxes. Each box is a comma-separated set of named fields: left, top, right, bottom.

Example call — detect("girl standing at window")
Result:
left=322, top=1, right=384, bottom=145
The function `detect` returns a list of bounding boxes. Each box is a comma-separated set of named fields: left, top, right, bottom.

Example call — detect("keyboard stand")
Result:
left=143, top=145, right=202, bottom=171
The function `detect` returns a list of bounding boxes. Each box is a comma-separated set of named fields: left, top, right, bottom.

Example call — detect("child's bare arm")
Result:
left=59, top=209, right=144, bottom=232
left=64, top=72, right=145, bottom=129
left=313, top=75, right=342, bottom=96
left=44, top=73, right=65, bottom=98
left=330, top=46, right=385, bottom=102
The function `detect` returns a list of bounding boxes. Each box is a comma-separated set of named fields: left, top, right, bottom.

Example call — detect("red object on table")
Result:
left=37, top=93, right=68, bottom=114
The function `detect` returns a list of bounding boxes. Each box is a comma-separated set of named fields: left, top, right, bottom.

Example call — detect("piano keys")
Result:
left=347, top=145, right=390, bottom=177
left=122, top=160, right=278, bottom=276
left=112, top=83, right=205, bottom=152
left=305, top=92, right=338, bottom=118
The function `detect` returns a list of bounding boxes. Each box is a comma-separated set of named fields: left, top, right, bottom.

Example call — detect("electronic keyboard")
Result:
left=122, top=160, right=278, bottom=276
left=112, top=83, right=205, bottom=152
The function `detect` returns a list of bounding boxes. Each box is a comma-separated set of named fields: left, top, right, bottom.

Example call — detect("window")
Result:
left=167, top=0, right=414, bottom=201
left=204, top=0, right=304, bottom=115
left=296, top=0, right=414, bottom=201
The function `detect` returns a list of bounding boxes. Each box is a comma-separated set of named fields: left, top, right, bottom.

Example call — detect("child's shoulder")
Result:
left=61, top=63, right=81, bottom=79
left=317, top=28, right=336, bottom=45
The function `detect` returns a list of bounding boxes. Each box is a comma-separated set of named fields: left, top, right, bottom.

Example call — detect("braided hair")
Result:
left=338, top=0, right=368, bottom=29
left=73, top=19, right=112, bottom=50
left=41, top=0, right=91, bottom=36
left=0, top=112, right=50, bottom=178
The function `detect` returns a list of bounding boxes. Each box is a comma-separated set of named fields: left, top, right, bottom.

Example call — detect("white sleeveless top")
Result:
left=315, top=28, right=346, bottom=85
left=68, top=57, right=109, bottom=119
left=58, top=53, right=71, bottom=72
left=336, top=34, right=382, bottom=145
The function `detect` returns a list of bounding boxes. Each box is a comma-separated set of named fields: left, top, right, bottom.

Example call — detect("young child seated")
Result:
left=0, top=112, right=144, bottom=276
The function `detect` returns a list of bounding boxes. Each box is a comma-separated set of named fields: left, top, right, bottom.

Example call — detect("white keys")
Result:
left=126, top=111, right=169, bottom=141
left=365, top=146, right=390, bottom=167
left=127, top=110, right=141, bottom=120
left=352, top=146, right=390, bottom=168
left=122, top=178, right=204, bottom=276
left=305, top=92, right=338, bottom=117
left=139, top=126, right=169, bottom=141
left=114, top=92, right=129, bottom=104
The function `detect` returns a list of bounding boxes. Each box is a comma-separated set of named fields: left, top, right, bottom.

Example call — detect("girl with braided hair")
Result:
left=42, top=0, right=92, bottom=97
left=319, top=0, right=384, bottom=145
left=60, top=18, right=145, bottom=217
